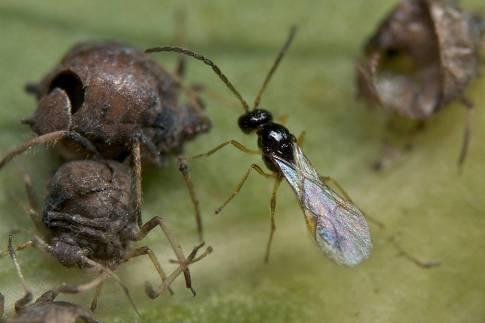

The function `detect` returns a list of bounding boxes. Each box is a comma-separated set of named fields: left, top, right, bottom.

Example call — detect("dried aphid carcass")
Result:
left=356, top=0, right=484, bottom=169
left=0, top=40, right=211, bottom=241
left=0, top=236, right=99, bottom=323
left=0, top=144, right=211, bottom=312
left=1, top=290, right=98, bottom=323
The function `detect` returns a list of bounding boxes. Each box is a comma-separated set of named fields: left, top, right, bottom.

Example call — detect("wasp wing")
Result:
left=272, top=144, right=372, bottom=266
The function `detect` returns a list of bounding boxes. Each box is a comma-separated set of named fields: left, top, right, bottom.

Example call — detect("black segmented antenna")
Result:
left=145, top=46, right=250, bottom=112
left=253, top=26, right=298, bottom=109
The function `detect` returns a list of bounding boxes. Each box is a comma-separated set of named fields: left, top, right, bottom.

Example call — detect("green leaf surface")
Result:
left=0, top=1, right=484, bottom=322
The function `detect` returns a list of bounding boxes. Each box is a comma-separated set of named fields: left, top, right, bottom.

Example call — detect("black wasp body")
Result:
left=239, top=109, right=295, bottom=172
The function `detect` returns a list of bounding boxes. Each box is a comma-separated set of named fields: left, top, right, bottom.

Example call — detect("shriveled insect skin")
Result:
left=4, top=301, right=99, bottom=323
left=26, top=41, right=211, bottom=164
left=356, top=0, right=482, bottom=119
left=1, top=291, right=99, bottom=323
left=41, top=160, right=137, bottom=267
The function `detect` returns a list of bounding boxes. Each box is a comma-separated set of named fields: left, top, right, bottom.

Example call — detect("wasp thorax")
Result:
left=238, top=109, right=273, bottom=133
left=257, top=123, right=294, bottom=161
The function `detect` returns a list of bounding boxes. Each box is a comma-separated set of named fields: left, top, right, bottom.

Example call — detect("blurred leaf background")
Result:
left=0, top=0, right=484, bottom=322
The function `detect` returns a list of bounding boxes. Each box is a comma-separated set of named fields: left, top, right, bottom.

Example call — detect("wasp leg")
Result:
left=121, top=246, right=174, bottom=296
left=264, top=176, right=283, bottom=263
left=215, top=163, right=275, bottom=215
left=176, top=140, right=260, bottom=241
left=187, top=140, right=259, bottom=161
left=297, top=131, right=306, bottom=146
left=390, top=237, right=441, bottom=269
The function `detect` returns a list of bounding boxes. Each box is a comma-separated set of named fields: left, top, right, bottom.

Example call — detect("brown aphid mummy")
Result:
left=1, top=144, right=212, bottom=312
left=1, top=41, right=211, bottom=241
left=24, top=41, right=210, bottom=163
left=0, top=290, right=99, bottom=323
left=1, top=235, right=99, bottom=323
left=356, top=0, right=484, bottom=168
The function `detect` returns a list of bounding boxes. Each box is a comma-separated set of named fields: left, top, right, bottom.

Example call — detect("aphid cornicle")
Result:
left=0, top=236, right=99, bottom=323
left=146, top=27, right=372, bottom=266
left=355, top=0, right=484, bottom=169
left=0, top=40, right=210, bottom=241
left=0, top=141, right=212, bottom=312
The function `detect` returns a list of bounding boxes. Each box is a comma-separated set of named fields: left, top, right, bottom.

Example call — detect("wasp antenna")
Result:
left=253, top=25, right=298, bottom=109
left=145, top=46, right=250, bottom=113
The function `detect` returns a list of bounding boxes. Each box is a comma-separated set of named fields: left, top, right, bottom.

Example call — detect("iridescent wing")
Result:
left=272, top=144, right=372, bottom=266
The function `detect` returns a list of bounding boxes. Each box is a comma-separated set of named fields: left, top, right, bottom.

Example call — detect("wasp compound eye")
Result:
left=238, top=109, right=273, bottom=133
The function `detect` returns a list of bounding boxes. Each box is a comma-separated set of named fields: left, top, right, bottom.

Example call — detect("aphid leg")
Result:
left=188, top=140, right=259, bottom=161
left=0, top=130, right=98, bottom=170
left=390, top=237, right=440, bottom=269
left=132, top=131, right=162, bottom=165
left=131, top=139, right=143, bottom=226
left=34, top=290, right=58, bottom=304
left=169, top=9, right=209, bottom=113
left=457, top=97, right=474, bottom=171
left=0, top=240, right=34, bottom=258
left=177, top=157, right=204, bottom=242
left=53, top=274, right=109, bottom=301
left=89, top=282, right=104, bottom=312
left=0, top=292, right=4, bottom=319
left=30, top=235, right=139, bottom=314
left=121, top=246, right=174, bottom=295
left=319, top=176, right=385, bottom=229
left=23, top=174, right=47, bottom=235
left=373, top=117, right=408, bottom=171
left=7, top=234, right=34, bottom=313
left=146, top=243, right=212, bottom=298
left=215, top=164, right=275, bottom=215
left=134, top=216, right=195, bottom=295
left=264, top=176, right=283, bottom=263
left=34, top=289, right=99, bottom=323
